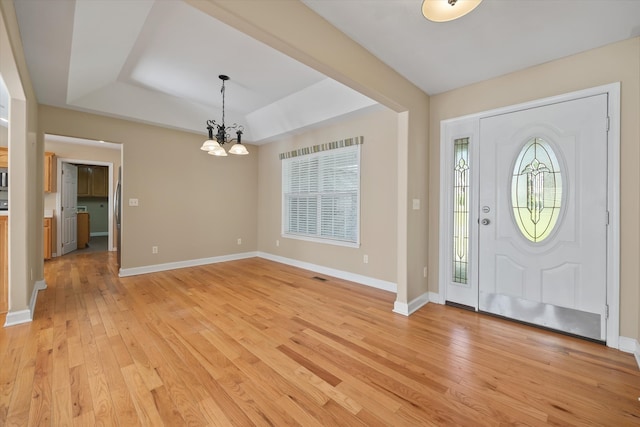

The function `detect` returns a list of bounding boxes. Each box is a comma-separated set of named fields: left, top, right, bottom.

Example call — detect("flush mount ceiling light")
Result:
left=422, top=0, right=482, bottom=22
left=200, top=75, right=248, bottom=157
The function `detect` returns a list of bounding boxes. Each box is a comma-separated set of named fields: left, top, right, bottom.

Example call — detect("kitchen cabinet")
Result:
left=77, top=165, right=108, bottom=197
left=44, top=217, right=52, bottom=260
left=0, top=147, right=7, bottom=168
left=44, top=152, right=56, bottom=193
left=77, top=212, right=90, bottom=249
left=0, top=216, right=7, bottom=313
left=77, top=165, right=90, bottom=196
left=0, top=149, right=55, bottom=190
left=91, top=165, right=108, bottom=197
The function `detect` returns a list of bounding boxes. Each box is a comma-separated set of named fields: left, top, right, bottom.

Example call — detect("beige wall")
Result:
left=0, top=0, right=39, bottom=315
left=258, top=106, right=398, bottom=283
left=38, top=105, right=259, bottom=270
left=41, top=101, right=398, bottom=286
left=429, top=37, right=640, bottom=340
left=43, top=136, right=122, bottom=252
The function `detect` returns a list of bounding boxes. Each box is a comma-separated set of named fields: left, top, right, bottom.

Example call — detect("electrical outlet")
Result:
left=152, top=246, right=158, bottom=254
left=423, top=266, right=428, bottom=278
left=129, top=198, right=139, bottom=206
left=237, top=238, right=242, bottom=245
left=363, top=254, right=369, bottom=264
left=276, top=240, right=280, bottom=247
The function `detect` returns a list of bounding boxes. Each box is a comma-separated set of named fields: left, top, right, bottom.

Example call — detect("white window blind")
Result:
left=282, top=144, right=360, bottom=246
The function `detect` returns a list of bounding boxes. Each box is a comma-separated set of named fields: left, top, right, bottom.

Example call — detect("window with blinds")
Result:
left=282, top=144, right=360, bottom=247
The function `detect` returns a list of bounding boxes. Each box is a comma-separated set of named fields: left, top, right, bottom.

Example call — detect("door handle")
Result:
left=481, top=218, right=490, bottom=225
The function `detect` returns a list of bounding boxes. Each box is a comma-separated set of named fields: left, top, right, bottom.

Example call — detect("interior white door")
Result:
left=478, top=94, right=608, bottom=341
left=61, top=162, right=78, bottom=255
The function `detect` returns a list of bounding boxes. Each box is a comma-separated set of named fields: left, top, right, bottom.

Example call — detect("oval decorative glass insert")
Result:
left=511, top=137, right=562, bottom=242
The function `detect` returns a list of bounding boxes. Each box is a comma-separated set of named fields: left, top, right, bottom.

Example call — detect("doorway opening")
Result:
left=44, top=134, right=121, bottom=258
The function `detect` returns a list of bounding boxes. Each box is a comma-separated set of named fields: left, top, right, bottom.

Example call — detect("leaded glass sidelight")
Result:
left=511, top=137, right=562, bottom=242
left=453, top=138, right=469, bottom=283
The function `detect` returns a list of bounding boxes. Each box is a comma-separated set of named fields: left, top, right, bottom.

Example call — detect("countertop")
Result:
left=0, top=210, right=54, bottom=217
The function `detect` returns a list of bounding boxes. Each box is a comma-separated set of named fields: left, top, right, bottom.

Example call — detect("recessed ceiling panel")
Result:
left=120, top=1, right=327, bottom=113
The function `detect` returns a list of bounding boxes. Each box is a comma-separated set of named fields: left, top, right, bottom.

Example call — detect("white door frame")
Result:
left=438, top=83, right=620, bottom=349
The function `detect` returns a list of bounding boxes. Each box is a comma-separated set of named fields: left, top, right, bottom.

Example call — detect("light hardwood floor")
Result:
left=1, top=251, right=639, bottom=426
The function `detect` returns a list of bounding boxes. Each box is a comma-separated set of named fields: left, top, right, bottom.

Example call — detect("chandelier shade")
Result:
left=200, top=74, right=248, bottom=156
left=209, top=145, right=227, bottom=156
left=200, top=139, right=221, bottom=152
left=422, top=0, right=482, bottom=22
left=228, top=143, right=249, bottom=155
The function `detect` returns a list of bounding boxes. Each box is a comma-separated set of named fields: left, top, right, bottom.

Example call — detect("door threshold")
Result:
left=445, top=301, right=476, bottom=312
left=478, top=310, right=606, bottom=345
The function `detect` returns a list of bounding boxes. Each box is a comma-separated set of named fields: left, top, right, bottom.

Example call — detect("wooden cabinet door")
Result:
left=0, top=216, right=7, bottom=313
left=77, top=165, right=108, bottom=197
left=0, top=147, right=7, bottom=168
left=77, top=212, right=90, bottom=249
left=91, top=166, right=108, bottom=197
left=44, top=152, right=56, bottom=193
left=77, top=165, right=91, bottom=197
left=44, top=218, right=52, bottom=260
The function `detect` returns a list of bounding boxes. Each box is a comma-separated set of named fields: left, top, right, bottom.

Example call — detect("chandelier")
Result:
left=200, top=74, right=249, bottom=156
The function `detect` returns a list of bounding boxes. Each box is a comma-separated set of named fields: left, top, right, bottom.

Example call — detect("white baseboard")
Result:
left=257, top=252, right=397, bottom=293
left=619, top=336, right=640, bottom=369
left=119, top=251, right=397, bottom=295
left=4, top=309, right=31, bottom=327
left=393, top=292, right=429, bottom=316
left=4, top=280, right=47, bottom=327
left=392, top=300, right=409, bottom=315
left=31, top=280, right=47, bottom=311
left=618, top=336, right=636, bottom=352
left=429, top=292, right=442, bottom=304
left=119, top=252, right=258, bottom=277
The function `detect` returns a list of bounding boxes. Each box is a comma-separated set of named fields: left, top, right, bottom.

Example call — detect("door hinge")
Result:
left=606, top=116, right=610, bottom=132
left=605, top=304, right=609, bottom=319
left=606, top=210, right=610, bottom=225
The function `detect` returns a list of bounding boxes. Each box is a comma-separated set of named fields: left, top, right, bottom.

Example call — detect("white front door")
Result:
left=61, top=162, right=78, bottom=255
left=478, top=94, right=608, bottom=341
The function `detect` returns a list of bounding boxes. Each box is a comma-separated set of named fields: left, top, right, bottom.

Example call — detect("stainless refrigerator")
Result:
left=115, top=166, right=122, bottom=267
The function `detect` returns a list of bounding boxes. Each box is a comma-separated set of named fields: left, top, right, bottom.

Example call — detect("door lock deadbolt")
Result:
left=481, top=218, right=490, bottom=225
